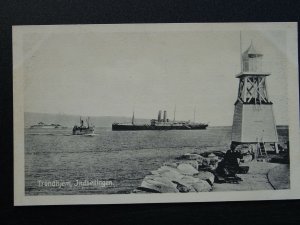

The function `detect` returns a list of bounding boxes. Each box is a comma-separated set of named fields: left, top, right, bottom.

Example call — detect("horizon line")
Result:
left=24, top=111, right=289, bottom=127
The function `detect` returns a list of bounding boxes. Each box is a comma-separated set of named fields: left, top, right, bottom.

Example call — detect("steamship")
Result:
left=72, top=117, right=95, bottom=135
left=112, top=110, right=208, bottom=131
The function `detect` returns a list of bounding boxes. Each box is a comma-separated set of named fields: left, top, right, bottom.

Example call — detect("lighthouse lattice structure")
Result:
left=231, top=41, right=279, bottom=153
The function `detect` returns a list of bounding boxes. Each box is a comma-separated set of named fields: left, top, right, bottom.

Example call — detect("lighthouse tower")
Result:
left=231, top=41, right=279, bottom=154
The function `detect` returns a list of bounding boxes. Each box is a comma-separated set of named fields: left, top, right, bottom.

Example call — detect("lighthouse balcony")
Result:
left=236, top=71, right=270, bottom=78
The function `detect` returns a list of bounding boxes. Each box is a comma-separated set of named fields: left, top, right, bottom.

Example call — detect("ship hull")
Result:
left=72, top=128, right=95, bottom=135
left=30, top=125, right=62, bottom=129
left=30, top=126, right=57, bottom=129
left=112, top=124, right=208, bottom=131
left=189, top=124, right=209, bottom=130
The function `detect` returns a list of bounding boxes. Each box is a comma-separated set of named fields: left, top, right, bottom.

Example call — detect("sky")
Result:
left=18, top=24, right=290, bottom=125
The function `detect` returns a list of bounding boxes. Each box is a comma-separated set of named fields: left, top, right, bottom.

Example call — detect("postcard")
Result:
left=13, top=22, right=299, bottom=205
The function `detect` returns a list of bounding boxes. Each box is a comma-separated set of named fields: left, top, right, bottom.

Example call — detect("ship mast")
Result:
left=132, top=111, right=135, bottom=125
left=173, top=105, right=176, bottom=121
left=240, top=31, right=243, bottom=72
left=86, top=117, right=90, bottom=128
left=193, top=106, right=196, bottom=123
left=80, top=116, right=83, bottom=127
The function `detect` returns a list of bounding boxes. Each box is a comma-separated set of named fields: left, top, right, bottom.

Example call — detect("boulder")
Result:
left=135, top=152, right=217, bottom=193
left=181, top=153, right=220, bottom=168
left=242, top=154, right=253, bottom=163
left=180, top=175, right=200, bottom=184
left=176, top=160, right=199, bottom=170
left=144, top=175, right=171, bottom=183
left=132, top=188, right=150, bottom=194
left=176, top=174, right=211, bottom=192
left=196, top=171, right=215, bottom=185
left=191, top=180, right=212, bottom=192
left=140, top=175, right=179, bottom=193
left=173, top=176, right=201, bottom=193
left=172, top=181, right=191, bottom=193
left=177, top=163, right=199, bottom=176
left=152, top=166, right=184, bottom=180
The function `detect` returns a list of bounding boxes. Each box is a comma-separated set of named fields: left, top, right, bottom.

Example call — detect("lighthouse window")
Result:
left=257, top=57, right=262, bottom=72
left=243, top=60, right=249, bottom=72
left=249, top=57, right=258, bottom=72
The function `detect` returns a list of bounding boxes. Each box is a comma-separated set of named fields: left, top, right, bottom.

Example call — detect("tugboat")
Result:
left=72, top=117, right=95, bottom=135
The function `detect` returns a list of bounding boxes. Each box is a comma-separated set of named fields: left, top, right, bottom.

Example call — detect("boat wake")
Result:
left=28, top=133, right=73, bottom=136
left=83, top=133, right=98, bottom=137
left=27, top=133, right=99, bottom=137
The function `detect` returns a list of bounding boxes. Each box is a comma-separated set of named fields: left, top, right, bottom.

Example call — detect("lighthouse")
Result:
left=231, top=41, right=279, bottom=155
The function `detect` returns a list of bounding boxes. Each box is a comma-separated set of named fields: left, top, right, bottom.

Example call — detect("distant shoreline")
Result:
left=24, top=111, right=289, bottom=129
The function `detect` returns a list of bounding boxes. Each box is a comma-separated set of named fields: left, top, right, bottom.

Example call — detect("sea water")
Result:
left=24, top=127, right=288, bottom=195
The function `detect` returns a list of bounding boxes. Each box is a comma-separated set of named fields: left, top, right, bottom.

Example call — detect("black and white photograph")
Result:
left=13, top=23, right=299, bottom=205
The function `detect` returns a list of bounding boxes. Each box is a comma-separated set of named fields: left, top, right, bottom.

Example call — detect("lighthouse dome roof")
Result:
left=243, top=41, right=263, bottom=58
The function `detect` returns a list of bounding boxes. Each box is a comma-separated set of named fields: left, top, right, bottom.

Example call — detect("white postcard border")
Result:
left=13, top=22, right=299, bottom=205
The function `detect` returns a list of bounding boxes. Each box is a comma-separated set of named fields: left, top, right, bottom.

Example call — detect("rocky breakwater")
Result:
left=132, top=152, right=221, bottom=193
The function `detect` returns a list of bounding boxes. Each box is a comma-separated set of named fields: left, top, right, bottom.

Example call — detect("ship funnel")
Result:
left=163, top=110, right=167, bottom=122
left=158, top=110, right=162, bottom=122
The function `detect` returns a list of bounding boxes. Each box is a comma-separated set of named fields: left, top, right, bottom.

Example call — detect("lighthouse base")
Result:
left=231, top=102, right=278, bottom=143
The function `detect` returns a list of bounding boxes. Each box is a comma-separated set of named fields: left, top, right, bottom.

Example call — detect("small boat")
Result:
left=72, top=117, right=95, bottom=135
left=30, top=122, right=63, bottom=129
